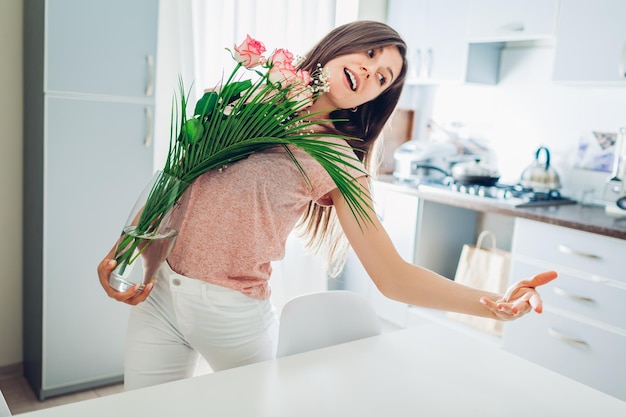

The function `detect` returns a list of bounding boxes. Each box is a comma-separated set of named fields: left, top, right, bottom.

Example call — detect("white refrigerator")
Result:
left=23, top=0, right=158, bottom=399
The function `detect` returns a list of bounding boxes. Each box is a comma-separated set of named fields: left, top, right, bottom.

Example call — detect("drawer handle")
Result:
left=557, top=244, right=601, bottom=260
left=497, top=22, right=525, bottom=32
left=144, top=107, right=153, bottom=148
left=547, top=327, right=589, bottom=348
left=553, top=287, right=594, bottom=303
left=415, top=48, right=422, bottom=78
left=620, top=41, right=626, bottom=78
left=145, top=54, right=155, bottom=97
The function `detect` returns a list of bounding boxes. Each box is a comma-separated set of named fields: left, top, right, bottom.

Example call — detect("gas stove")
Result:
left=418, top=178, right=577, bottom=208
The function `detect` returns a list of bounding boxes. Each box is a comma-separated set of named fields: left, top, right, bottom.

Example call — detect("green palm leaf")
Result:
left=169, top=77, right=372, bottom=223
left=115, top=59, right=374, bottom=269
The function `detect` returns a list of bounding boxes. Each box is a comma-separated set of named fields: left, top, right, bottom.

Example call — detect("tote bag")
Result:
left=447, top=230, right=510, bottom=336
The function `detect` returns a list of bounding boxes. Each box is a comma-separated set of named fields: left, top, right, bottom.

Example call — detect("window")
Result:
left=154, top=0, right=359, bottom=166
left=190, top=0, right=358, bottom=93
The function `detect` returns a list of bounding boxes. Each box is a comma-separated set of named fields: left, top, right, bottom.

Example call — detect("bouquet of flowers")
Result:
left=110, top=35, right=371, bottom=291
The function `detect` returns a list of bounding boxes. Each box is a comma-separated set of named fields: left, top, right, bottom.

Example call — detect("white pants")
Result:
left=124, top=262, right=279, bottom=391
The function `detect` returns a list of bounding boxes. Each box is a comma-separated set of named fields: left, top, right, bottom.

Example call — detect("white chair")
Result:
left=276, top=290, right=383, bottom=357
left=0, top=389, right=12, bottom=417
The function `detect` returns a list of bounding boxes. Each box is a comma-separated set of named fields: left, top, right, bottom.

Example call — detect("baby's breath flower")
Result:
left=311, top=63, right=330, bottom=94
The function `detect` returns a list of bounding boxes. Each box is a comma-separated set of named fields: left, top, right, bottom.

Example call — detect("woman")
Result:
left=98, top=21, right=557, bottom=390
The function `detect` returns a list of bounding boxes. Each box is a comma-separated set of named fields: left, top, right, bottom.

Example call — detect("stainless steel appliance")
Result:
left=392, top=140, right=474, bottom=182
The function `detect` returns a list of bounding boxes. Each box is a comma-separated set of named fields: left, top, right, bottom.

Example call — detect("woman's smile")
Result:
left=308, top=45, right=403, bottom=115
left=344, top=68, right=358, bottom=91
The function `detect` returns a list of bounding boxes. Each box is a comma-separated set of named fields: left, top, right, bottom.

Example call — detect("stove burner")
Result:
left=526, top=189, right=561, bottom=201
left=426, top=179, right=577, bottom=207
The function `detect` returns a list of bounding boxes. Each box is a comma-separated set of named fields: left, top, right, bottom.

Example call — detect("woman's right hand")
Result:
left=97, top=246, right=155, bottom=306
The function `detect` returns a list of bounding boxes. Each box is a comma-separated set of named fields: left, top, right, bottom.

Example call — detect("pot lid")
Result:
left=452, top=158, right=497, bottom=177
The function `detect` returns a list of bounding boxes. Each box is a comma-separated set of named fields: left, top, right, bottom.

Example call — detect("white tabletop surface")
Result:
left=22, top=323, right=626, bottom=417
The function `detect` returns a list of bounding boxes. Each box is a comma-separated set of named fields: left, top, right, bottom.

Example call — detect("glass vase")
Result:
left=109, top=170, right=190, bottom=292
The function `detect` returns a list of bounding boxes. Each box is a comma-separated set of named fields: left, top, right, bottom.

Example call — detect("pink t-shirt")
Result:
left=167, top=137, right=366, bottom=299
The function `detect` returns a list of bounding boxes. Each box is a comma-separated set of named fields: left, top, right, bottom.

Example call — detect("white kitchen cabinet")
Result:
left=552, top=0, right=626, bottom=84
left=341, top=182, right=477, bottom=326
left=23, top=0, right=158, bottom=399
left=366, top=184, right=420, bottom=325
left=339, top=183, right=419, bottom=325
left=463, top=0, right=559, bottom=84
left=503, top=218, right=626, bottom=401
left=387, top=0, right=470, bottom=84
left=467, top=0, right=559, bottom=43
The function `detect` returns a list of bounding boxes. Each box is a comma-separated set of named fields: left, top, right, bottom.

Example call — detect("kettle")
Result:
left=520, top=146, right=561, bottom=190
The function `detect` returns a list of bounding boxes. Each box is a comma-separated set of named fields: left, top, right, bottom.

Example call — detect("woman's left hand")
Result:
left=480, top=270, right=558, bottom=321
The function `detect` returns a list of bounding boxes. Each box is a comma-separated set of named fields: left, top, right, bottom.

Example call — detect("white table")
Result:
left=21, top=323, right=626, bottom=417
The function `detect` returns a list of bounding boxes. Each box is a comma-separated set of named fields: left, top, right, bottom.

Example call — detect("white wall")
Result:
left=0, top=0, right=23, bottom=368
left=428, top=44, right=626, bottom=202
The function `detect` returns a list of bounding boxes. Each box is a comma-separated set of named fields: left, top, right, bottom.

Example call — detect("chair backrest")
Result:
left=0, top=389, right=12, bottom=416
left=276, top=290, right=383, bottom=357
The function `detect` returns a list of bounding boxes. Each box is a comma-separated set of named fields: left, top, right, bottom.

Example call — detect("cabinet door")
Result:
left=43, top=97, right=154, bottom=390
left=511, top=261, right=626, bottom=333
left=374, top=185, right=418, bottom=263
left=422, top=0, right=469, bottom=83
left=504, top=310, right=626, bottom=401
left=552, top=0, right=626, bottom=83
left=388, top=0, right=469, bottom=83
left=512, top=218, right=626, bottom=285
left=467, top=0, right=559, bottom=42
left=45, top=0, right=158, bottom=97
left=387, top=0, right=428, bottom=81
left=506, top=217, right=626, bottom=400
left=365, top=184, right=419, bottom=326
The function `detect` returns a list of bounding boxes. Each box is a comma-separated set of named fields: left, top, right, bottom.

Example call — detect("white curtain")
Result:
left=155, top=0, right=359, bottom=166
left=185, top=0, right=340, bottom=307
left=188, top=0, right=356, bottom=97
left=154, top=0, right=358, bottom=304
left=154, top=0, right=197, bottom=168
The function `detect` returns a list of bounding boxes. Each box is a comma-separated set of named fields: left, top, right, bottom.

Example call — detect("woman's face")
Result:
left=312, top=45, right=403, bottom=113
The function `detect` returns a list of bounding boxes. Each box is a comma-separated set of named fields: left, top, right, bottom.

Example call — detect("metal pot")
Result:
left=393, top=140, right=458, bottom=181
left=520, top=146, right=561, bottom=190
left=450, top=158, right=500, bottom=186
left=411, top=164, right=450, bottom=178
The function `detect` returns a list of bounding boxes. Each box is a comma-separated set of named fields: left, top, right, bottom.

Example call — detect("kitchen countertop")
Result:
left=374, top=176, right=626, bottom=241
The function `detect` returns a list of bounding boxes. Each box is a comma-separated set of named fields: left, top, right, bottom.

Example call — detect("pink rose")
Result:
left=283, top=69, right=313, bottom=110
left=294, top=69, right=311, bottom=87
left=268, top=49, right=296, bottom=84
left=287, top=84, right=313, bottom=110
left=268, top=48, right=310, bottom=87
left=268, top=61, right=298, bottom=85
left=268, top=48, right=294, bottom=67
left=233, top=35, right=266, bottom=68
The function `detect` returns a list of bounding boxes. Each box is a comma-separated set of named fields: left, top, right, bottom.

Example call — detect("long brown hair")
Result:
left=295, top=21, right=408, bottom=276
